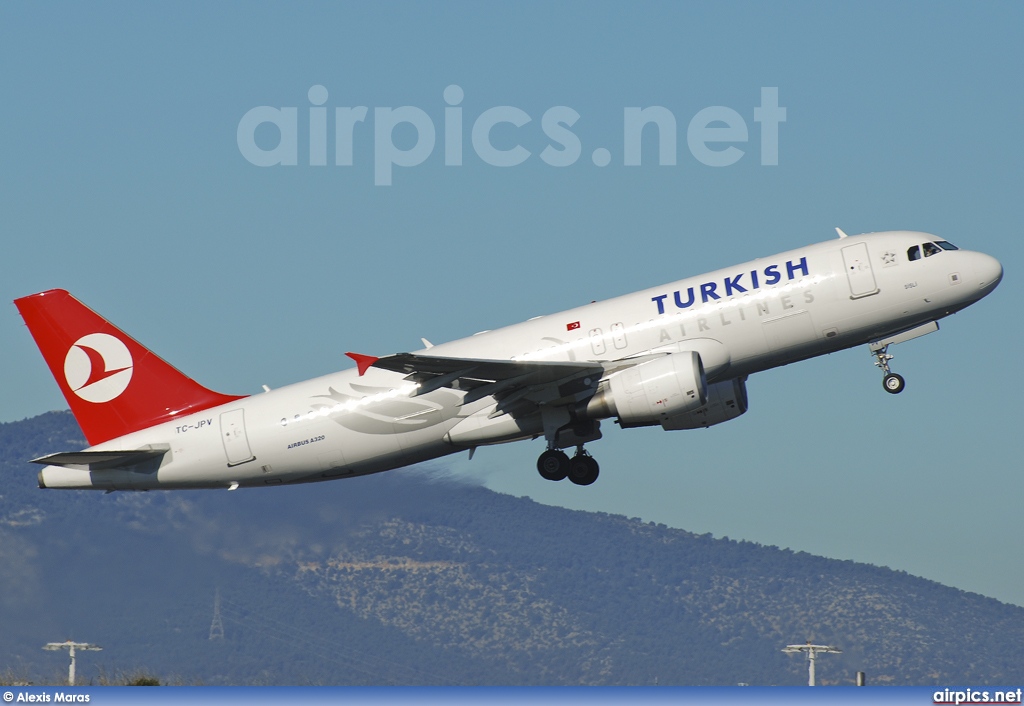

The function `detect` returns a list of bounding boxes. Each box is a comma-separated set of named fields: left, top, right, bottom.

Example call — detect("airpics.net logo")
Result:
left=236, top=86, right=786, bottom=186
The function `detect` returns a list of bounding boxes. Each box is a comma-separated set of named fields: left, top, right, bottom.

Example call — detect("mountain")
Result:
left=1, top=411, right=1022, bottom=686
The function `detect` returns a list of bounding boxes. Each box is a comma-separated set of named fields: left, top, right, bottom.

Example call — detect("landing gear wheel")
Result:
left=537, top=449, right=570, bottom=481
left=883, top=373, right=905, bottom=394
left=872, top=344, right=906, bottom=395
left=568, top=454, right=600, bottom=486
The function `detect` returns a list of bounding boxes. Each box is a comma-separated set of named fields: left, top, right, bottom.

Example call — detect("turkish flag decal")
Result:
left=566, top=321, right=581, bottom=331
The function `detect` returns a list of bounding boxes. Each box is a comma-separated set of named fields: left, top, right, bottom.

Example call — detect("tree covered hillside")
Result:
left=0, top=411, right=1021, bottom=685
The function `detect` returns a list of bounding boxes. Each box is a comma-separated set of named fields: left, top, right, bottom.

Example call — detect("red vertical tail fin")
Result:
left=14, top=289, right=245, bottom=446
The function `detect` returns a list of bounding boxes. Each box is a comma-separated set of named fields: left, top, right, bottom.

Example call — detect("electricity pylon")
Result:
left=209, top=587, right=225, bottom=640
left=43, top=641, right=102, bottom=686
left=782, top=642, right=842, bottom=686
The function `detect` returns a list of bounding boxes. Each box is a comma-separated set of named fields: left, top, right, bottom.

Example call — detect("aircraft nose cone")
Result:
left=976, top=253, right=1003, bottom=293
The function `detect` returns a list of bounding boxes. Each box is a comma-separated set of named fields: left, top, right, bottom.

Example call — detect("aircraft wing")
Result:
left=368, top=353, right=602, bottom=404
left=361, top=351, right=668, bottom=415
left=374, top=353, right=602, bottom=383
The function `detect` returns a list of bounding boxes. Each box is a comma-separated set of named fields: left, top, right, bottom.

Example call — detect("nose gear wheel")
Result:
left=872, top=345, right=906, bottom=394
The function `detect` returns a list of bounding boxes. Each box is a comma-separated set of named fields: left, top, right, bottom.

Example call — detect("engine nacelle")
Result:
left=661, top=377, right=749, bottom=430
left=607, top=352, right=708, bottom=428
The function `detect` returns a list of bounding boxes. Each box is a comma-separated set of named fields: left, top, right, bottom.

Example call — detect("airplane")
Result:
left=15, top=229, right=1001, bottom=491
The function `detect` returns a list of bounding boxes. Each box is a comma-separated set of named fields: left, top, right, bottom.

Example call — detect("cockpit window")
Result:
left=923, top=242, right=943, bottom=257
left=936, top=240, right=959, bottom=251
left=908, top=245, right=921, bottom=261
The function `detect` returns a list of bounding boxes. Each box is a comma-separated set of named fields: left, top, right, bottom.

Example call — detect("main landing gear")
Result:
left=537, top=447, right=599, bottom=486
left=872, top=344, right=906, bottom=394
left=536, top=409, right=602, bottom=485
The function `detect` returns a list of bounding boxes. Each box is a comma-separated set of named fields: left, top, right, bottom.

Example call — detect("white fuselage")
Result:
left=39, top=231, right=1001, bottom=490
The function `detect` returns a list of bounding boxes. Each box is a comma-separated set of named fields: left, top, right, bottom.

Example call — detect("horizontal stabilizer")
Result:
left=32, top=447, right=168, bottom=470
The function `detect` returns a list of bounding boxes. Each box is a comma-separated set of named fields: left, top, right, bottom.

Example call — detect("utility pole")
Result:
left=43, top=641, right=102, bottom=686
left=782, top=642, right=842, bottom=686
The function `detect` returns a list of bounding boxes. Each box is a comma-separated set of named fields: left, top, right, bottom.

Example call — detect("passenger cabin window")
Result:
left=908, top=245, right=921, bottom=261
left=923, top=242, right=942, bottom=257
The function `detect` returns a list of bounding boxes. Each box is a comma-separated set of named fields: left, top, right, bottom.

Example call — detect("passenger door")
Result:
left=841, top=242, right=880, bottom=299
left=220, top=408, right=255, bottom=466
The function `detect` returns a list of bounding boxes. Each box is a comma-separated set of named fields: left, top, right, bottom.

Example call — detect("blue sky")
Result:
left=2, top=2, right=1023, bottom=606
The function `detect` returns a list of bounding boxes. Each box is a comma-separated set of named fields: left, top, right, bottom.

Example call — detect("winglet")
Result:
left=345, top=352, right=380, bottom=376
left=836, top=227, right=848, bottom=239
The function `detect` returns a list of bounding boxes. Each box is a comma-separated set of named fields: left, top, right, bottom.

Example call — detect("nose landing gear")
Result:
left=867, top=321, right=941, bottom=395
left=872, top=344, right=906, bottom=394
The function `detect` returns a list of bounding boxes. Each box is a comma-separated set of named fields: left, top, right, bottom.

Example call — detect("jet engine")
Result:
left=660, top=377, right=749, bottom=430
left=584, top=352, right=708, bottom=428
